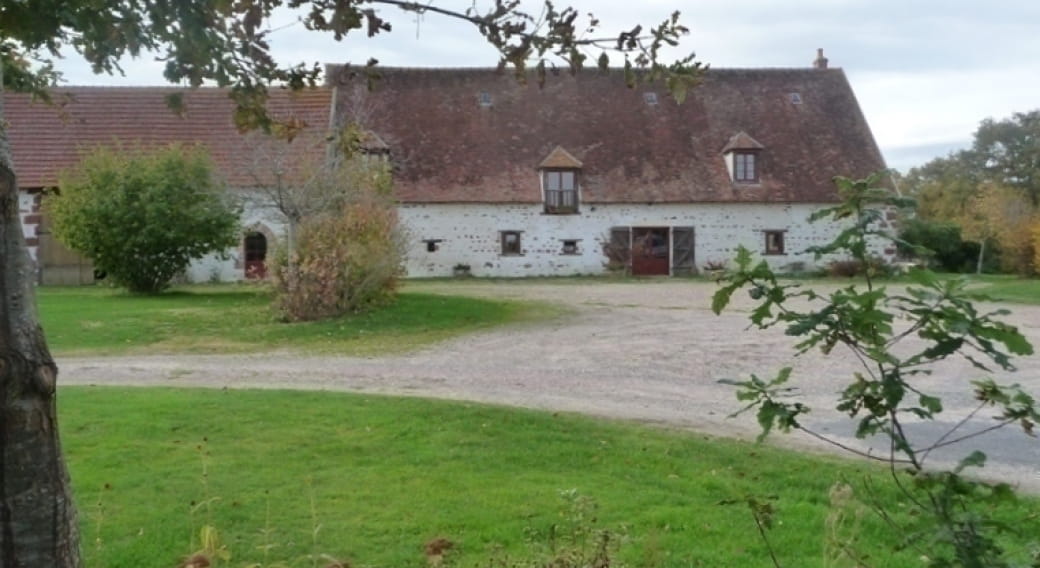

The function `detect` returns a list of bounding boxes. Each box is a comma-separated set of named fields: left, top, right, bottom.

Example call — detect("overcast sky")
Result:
left=51, top=0, right=1040, bottom=172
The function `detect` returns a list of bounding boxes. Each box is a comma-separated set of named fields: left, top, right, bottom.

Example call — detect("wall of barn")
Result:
left=183, top=193, right=283, bottom=283
left=399, top=202, right=894, bottom=277
left=19, top=190, right=41, bottom=262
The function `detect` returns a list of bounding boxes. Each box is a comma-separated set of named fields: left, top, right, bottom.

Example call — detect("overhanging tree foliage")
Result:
left=49, top=144, right=240, bottom=293
left=1, top=2, right=702, bottom=564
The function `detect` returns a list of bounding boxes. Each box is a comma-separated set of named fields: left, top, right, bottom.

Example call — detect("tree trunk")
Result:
left=0, top=66, right=82, bottom=567
left=976, top=238, right=986, bottom=275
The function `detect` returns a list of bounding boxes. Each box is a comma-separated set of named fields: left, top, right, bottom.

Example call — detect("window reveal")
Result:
left=764, top=230, right=785, bottom=255
left=501, top=231, right=522, bottom=255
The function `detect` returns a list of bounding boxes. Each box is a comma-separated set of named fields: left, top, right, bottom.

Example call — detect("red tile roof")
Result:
left=330, top=66, right=887, bottom=204
left=5, top=87, right=332, bottom=188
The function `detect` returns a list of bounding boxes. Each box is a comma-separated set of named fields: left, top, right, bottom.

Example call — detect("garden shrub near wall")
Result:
left=271, top=199, right=404, bottom=322
left=49, top=144, right=239, bottom=293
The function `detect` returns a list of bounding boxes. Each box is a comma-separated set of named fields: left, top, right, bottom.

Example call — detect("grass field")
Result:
left=963, top=274, right=1040, bottom=304
left=37, top=284, right=562, bottom=356
left=61, top=387, right=1040, bottom=568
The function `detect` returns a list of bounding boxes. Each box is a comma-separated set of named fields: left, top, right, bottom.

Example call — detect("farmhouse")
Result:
left=329, top=53, right=891, bottom=277
left=5, top=51, right=891, bottom=282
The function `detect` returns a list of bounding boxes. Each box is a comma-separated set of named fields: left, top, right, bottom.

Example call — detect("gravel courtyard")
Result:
left=57, top=279, right=1040, bottom=490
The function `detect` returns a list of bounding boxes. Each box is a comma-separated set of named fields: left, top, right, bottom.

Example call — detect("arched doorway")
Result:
left=244, top=232, right=268, bottom=279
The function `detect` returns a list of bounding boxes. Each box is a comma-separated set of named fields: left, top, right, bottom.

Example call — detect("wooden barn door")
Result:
left=607, top=227, right=631, bottom=272
left=631, top=227, right=669, bottom=276
left=671, top=227, right=696, bottom=276
left=37, top=218, right=94, bottom=286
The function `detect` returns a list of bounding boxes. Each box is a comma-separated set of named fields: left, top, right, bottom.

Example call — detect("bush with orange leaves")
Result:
left=271, top=197, right=404, bottom=322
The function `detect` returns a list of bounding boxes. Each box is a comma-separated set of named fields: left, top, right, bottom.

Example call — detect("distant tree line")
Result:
left=899, top=109, right=1040, bottom=275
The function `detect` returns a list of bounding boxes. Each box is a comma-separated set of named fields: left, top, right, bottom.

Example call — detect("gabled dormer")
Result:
left=721, top=132, right=765, bottom=184
left=538, top=146, right=582, bottom=214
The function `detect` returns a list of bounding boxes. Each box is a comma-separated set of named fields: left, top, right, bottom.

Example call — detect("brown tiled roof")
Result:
left=330, top=66, right=887, bottom=203
left=5, top=87, right=332, bottom=188
left=539, top=146, right=583, bottom=169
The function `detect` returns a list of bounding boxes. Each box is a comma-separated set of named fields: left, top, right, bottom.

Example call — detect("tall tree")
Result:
left=901, top=149, right=981, bottom=221
left=974, top=110, right=1040, bottom=206
left=904, top=109, right=1040, bottom=219
left=0, top=2, right=702, bottom=564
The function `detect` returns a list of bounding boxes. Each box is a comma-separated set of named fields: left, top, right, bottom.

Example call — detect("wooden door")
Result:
left=671, top=227, right=696, bottom=276
left=631, top=227, right=669, bottom=276
left=37, top=218, right=95, bottom=286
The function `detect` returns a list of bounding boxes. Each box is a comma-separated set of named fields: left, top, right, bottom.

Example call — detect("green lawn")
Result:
left=779, top=273, right=1040, bottom=305
left=963, top=274, right=1040, bottom=304
left=62, top=388, right=1039, bottom=568
left=37, top=284, right=561, bottom=355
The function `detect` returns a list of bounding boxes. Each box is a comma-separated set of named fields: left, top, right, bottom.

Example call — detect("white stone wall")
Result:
left=25, top=187, right=893, bottom=283
left=18, top=191, right=40, bottom=262
left=183, top=191, right=287, bottom=283
left=400, top=202, right=887, bottom=278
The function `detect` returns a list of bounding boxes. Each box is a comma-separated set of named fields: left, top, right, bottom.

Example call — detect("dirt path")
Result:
left=57, top=280, right=1040, bottom=491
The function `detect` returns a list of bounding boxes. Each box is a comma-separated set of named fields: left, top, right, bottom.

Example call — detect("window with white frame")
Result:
left=543, top=169, right=579, bottom=214
left=733, top=151, right=758, bottom=183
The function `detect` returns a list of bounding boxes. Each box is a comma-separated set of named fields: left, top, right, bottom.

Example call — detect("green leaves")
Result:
left=719, top=367, right=808, bottom=442
left=49, top=143, right=239, bottom=293
left=711, top=172, right=1040, bottom=567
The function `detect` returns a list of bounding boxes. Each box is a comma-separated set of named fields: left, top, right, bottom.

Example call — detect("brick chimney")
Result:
left=813, top=48, right=829, bottom=69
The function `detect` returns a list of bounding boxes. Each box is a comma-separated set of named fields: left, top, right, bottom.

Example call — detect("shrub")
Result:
left=825, top=256, right=892, bottom=278
left=49, top=144, right=239, bottom=293
left=271, top=199, right=403, bottom=321
left=897, top=217, right=986, bottom=272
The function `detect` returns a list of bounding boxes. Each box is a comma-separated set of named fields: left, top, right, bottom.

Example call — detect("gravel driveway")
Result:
left=57, top=280, right=1040, bottom=491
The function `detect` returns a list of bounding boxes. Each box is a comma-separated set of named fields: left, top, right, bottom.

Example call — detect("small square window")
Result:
left=734, top=151, right=759, bottom=183
left=501, top=231, right=522, bottom=256
left=764, top=230, right=785, bottom=255
left=789, top=92, right=802, bottom=104
left=478, top=91, right=492, bottom=107
left=561, top=239, right=579, bottom=255
left=643, top=92, right=659, bottom=105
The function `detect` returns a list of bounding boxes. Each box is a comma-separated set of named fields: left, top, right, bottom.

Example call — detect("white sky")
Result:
left=50, top=0, right=1040, bottom=172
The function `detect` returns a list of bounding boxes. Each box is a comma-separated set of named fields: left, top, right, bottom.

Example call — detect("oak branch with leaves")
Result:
left=0, top=1, right=702, bottom=565
left=713, top=174, right=1040, bottom=566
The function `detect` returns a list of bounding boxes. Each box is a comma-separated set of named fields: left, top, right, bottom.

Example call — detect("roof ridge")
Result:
left=26, top=85, right=332, bottom=92
left=333, top=65, right=841, bottom=73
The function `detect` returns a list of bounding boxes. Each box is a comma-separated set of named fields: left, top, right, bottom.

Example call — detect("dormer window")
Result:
left=538, top=145, right=583, bottom=215
left=733, top=151, right=758, bottom=182
left=543, top=170, right=578, bottom=214
left=721, top=131, right=765, bottom=184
